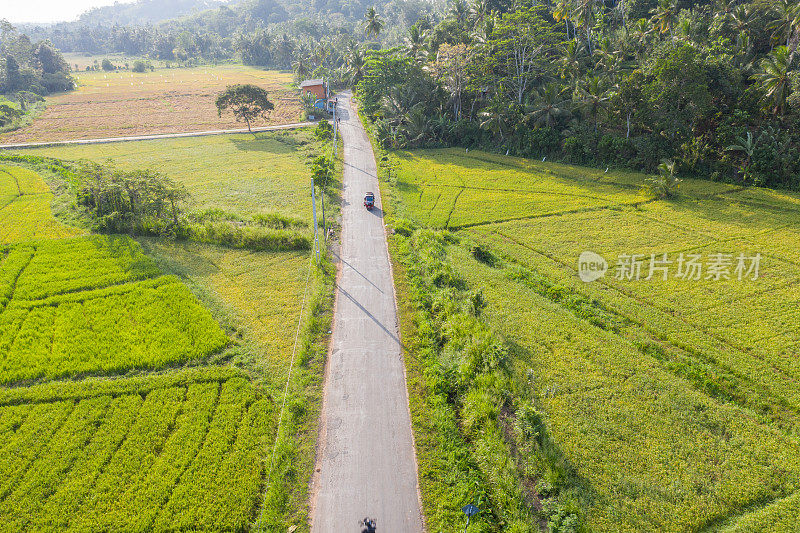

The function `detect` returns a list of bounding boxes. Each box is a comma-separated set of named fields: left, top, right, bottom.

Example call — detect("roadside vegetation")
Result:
left=353, top=0, right=800, bottom=190
left=2, top=126, right=340, bottom=253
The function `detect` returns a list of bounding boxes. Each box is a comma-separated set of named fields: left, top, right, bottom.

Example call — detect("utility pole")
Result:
left=332, top=99, right=337, bottom=158
left=311, top=177, right=320, bottom=263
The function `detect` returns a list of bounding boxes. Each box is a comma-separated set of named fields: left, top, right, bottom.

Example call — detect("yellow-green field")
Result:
left=0, top=65, right=300, bottom=143
left=17, top=128, right=330, bottom=224
left=384, top=147, right=800, bottom=531
left=0, top=165, right=84, bottom=243
left=0, top=128, right=334, bottom=530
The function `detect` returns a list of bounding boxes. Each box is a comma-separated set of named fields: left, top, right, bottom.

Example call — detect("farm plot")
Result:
left=447, top=243, right=800, bottom=531
left=0, top=65, right=301, bottom=143
left=0, top=368, right=271, bottom=532
left=0, top=235, right=227, bottom=384
left=388, top=149, right=648, bottom=228
left=382, top=147, right=800, bottom=530
left=0, top=165, right=84, bottom=244
left=468, top=202, right=800, bottom=390
left=386, top=148, right=800, bottom=374
left=137, top=238, right=312, bottom=379
left=20, top=127, right=329, bottom=224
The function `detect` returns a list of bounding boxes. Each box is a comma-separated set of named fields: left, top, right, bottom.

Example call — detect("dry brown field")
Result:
left=0, top=65, right=301, bottom=143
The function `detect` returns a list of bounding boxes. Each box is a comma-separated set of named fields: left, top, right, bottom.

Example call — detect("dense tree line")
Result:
left=350, top=0, right=800, bottom=189
left=19, top=0, right=441, bottom=68
left=0, top=21, right=74, bottom=127
left=0, top=22, right=73, bottom=97
left=12, top=0, right=800, bottom=187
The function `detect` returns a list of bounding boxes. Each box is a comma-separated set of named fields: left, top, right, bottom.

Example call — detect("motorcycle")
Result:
left=359, top=517, right=377, bottom=533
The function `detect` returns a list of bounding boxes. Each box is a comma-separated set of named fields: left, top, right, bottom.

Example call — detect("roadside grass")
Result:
left=378, top=146, right=800, bottom=530
left=0, top=64, right=301, bottom=143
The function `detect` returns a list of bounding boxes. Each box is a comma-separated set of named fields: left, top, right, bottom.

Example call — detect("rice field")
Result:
left=0, top=235, right=227, bottom=384
left=0, top=137, right=331, bottom=529
left=383, top=147, right=800, bottom=530
left=0, top=65, right=301, bottom=143
left=0, top=165, right=84, bottom=243
left=0, top=368, right=271, bottom=532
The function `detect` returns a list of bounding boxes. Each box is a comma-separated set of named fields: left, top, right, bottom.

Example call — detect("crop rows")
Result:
left=0, top=235, right=227, bottom=384
left=447, top=243, right=800, bottom=531
left=13, top=236, right=161, bottom=301
left=388, top=149, right=646, bottom=228
left=468, top=206, right=800, bottom=380
left=384, top=148, right=800, bottom=530
left=0, top=371, right=272, bottom=532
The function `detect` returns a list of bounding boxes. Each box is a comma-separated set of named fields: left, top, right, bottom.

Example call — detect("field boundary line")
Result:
left=451, top=198, right=656, bottom=230
left=487, top=228, right=800, bottom=394
left=0, top=246, right=35, bottom=315
left=0, top=122, right=315, bottom=150
left=0, top=400, right=78, bottom=502
left=417, top=180, right=614, bottom=201
left=254, top=253, right=314, bottom=530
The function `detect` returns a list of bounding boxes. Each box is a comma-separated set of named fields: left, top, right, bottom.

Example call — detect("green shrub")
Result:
left=315, top=119, right=332, bottom=140
left=131, top=60, right=150, bottom=73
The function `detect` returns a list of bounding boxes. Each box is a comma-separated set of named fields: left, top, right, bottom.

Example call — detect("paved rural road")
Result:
left=0, top=122, right=314, bottom=149
left=311, top=92, right=423, bottom=532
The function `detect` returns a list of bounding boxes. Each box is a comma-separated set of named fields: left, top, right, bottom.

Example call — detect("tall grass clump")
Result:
left=396, top=228, right=582, bottom=532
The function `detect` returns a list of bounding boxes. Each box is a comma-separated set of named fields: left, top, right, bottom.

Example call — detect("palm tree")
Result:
left=730, top=5, right=752, bottom=36
left=403, top=104, right=432, bottom=146
left=528, top=83, right=570, bottom=127
left=725, top=132, right=756, bottom=182
left=364, top=7, right=384, bottom=39
left=576, top=75, right=612, bottom=133
left=552, top=0, right=575, bottom=40
left=650, top=0, right=679, bottom=37
left=292, top=55, right=311, bottom=83
left=479, top=104, right=508, bottom=143
left=346, top=47, right=366, bottom=87
left=406, top=25, right=426, bottom=61
left=469, top=0, right=491, bottom=26
left=766, top=0, right=800, bottom=48
left=631, top=18, right=651, bottom=58
left=573, top=0, right=596, bottom=49
left=450, top=0, right=470, bottom=26
left=645, top=159, right=682, bottom=198
left=593, top=37, right=622, bottom=81
left=559, top=40, right=583, bottom=90
left=754, top=46, right=792, bottom=116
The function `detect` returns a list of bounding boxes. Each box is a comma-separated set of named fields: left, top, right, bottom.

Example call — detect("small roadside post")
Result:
left=462, top=504, right=479, bottom=532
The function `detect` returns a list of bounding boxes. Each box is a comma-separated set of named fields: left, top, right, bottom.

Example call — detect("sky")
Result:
left=3, top=0, right=124, bottom=24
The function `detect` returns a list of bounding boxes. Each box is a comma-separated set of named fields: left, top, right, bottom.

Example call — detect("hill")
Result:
left=77, top=0, right=237, bottom=26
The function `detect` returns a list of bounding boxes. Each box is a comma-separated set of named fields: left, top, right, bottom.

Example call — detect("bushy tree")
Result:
left=215, top=84, right=274, bottom=132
